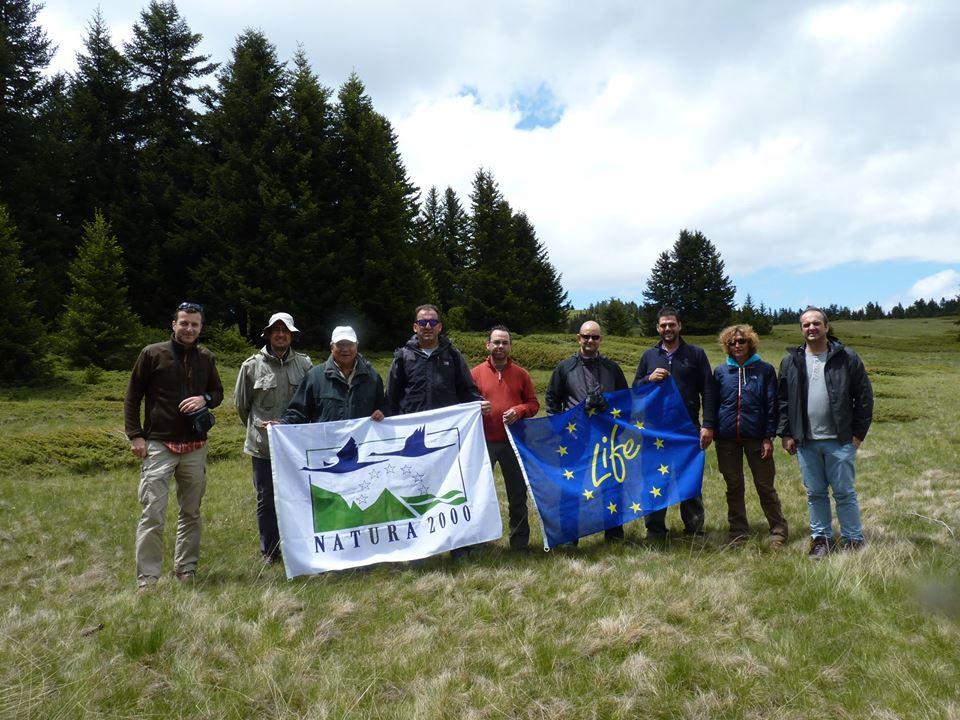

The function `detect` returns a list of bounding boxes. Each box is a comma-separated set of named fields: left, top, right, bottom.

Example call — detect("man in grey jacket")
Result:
left=778, top=307, right=873, bottom=558
left=235, top=312, right=312, bottom=564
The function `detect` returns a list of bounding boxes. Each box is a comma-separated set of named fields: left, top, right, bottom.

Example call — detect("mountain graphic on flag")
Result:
left=303, top=425, right=466, bottom=533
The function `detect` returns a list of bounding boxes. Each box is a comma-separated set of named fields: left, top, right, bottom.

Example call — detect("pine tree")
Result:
left=66, top=9, right=135, bottom=236
left=124, top=0, right=216, bottom=325
left=733, top=294, right=773, bottom=335
left=642, top=229, right=736, bottom=334
left=464, top=169, right=524, bottom=330
left=329, top=73, right=429, bottom=346
left=274, top=47, right=338, bottom=340
left=413, top=186, right=464, bottom=315
left=189, top=29, right=288, bottom=338
left=0, top=205, right=45, bottom=382
left=0, top=0, right=74, bottom=322
left=510, top=212, right=569, bottom=331
left=58, top=211, right=142, bottom=369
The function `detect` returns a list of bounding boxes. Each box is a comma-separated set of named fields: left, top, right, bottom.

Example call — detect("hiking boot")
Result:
left=768, top=535, right=786, bottom=549
left=727, top=533, right=748, bottom=546
left=173, top=570, right=195, bottom=583
left=808, top=536, right=830, bottom=560
left=841, top=538, right=865, bottom=552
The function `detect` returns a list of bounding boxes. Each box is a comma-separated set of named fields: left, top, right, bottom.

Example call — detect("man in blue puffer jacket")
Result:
left=713, top=324, right=788, bottom=547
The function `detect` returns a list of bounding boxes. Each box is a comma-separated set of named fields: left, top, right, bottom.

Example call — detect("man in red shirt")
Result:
left=471, top=325, right=540, bottom=551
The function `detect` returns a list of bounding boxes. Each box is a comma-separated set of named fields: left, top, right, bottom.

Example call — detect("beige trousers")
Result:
left=135, top=440, right=208, bottom=583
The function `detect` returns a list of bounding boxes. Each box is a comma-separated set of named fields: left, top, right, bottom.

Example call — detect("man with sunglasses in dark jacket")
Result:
left=545, top=319, right=628, bottom=542
left=386, top=304, right=488, bottom=560
left=634, top=307, right=716, bottom=541
left=386, top=304, right=485, bottom=416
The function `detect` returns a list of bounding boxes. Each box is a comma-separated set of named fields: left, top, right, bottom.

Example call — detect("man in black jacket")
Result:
left=386, top=305, right=488, bottom=559
left=634, top=307, right=716, bottom=540
left=386, top=304, right=485, bottom=416
left=778, top=307, right=873, bottom=558
left=545, top=319, right=628, bottom=541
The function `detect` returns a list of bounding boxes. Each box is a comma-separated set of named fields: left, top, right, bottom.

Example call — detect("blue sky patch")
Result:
left=512, top=83, right=565, bottom=130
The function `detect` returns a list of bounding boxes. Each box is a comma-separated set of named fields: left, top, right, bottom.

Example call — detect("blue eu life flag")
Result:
left=507, top=380, right=704, bottom=548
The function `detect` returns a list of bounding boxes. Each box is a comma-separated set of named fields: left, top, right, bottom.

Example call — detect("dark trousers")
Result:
left=252, top=456, right=281, bottom=559
left=487, top=441, right=530, bottom=549
left=714, top=438, right=788, bottom=539
left=644, top=496, right=704, bottom=536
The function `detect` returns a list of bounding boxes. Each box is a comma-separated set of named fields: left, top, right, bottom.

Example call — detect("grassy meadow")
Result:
left=2, top=318, right=959, bottom=719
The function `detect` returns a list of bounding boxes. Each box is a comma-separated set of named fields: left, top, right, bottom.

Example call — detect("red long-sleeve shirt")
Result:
left=471, top=357, right=540, bottom=442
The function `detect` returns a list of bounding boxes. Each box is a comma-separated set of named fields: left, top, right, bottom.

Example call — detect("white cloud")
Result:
left=908, top=270, right=960, bottom=302
left=35, top=1, right=960, bottom=308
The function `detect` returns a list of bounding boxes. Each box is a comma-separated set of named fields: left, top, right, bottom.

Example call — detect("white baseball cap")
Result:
left=331, top=326, right=358, bottom=344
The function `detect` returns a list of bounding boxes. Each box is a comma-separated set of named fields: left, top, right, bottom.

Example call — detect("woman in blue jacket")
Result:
left=713, top=325, right=788, bottom=546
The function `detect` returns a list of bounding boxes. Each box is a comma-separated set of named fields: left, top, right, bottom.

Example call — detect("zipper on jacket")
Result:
left=736, top=365, right=744, bottom=440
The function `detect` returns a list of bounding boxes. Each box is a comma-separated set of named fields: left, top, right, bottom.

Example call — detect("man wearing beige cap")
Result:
left=280, top=325, right=386, bottom=425
left=235, top=312, right=312, bottom=564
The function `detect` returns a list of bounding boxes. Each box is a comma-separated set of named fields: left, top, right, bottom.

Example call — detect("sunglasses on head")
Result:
left=579, top=334, right=601, bottom=341
left=727, top=338, right=749, bottom=347
left=416, top=318, right=440, bottom=328
left=177, top=301, right=203, bottom=313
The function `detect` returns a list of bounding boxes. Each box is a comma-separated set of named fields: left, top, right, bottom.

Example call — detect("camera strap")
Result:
left=169, top=340, right=201, bottom=402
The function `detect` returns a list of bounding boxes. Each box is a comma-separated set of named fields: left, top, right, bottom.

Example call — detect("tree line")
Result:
left=575, top=229, right=958, bottom=338
left=0, top=0, right=568, bottom=381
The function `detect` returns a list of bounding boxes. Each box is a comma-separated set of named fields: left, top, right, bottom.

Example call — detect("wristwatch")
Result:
left=203, top=393, right=212, bottom=404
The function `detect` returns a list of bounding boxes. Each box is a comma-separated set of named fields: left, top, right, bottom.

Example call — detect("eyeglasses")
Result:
left=727, top=338, right=749, bottom=347
left=416, top=318, right=440, bottom=328
left=579, top=334, right=601, bottom=341
left=177, top=301, right=203, bottom=313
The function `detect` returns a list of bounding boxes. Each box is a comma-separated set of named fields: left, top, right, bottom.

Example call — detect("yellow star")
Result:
left=634, top=421, right=645, bottom=430
left=630, top=502, right=642, bottom=513
left=557, top=445, right=568, bottom=456
left=587, top=407, right=597, bottom=417
left=563, top=469, right=574, bottom=480
left=607, top=502, right=617, bottom=514
left=655, top=438, right=664, bottom=449
left=582, top=489, right=595, bottom=500
left=566, top=422, right=577, bottom=434
left=650, top=486, right=662, bottom=498
left=658, top=464, right=669, bottom=476
left=610, top=408, right=622, bottom=418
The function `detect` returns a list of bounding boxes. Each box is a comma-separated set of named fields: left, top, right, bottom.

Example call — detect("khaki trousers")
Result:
left=135, top=440, right=208, bottom=583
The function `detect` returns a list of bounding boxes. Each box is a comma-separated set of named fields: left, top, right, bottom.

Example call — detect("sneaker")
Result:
left=841, top=538, right=865, bottom=552
left=173, top=570, right=195, bottom=583
left=136, top=576, right=158, bottom=594
left=808, top=536, right=830, bottom=560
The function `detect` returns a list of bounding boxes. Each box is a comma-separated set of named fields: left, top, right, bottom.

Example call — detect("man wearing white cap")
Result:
left=280, top=325, right=386, bottom=425
left=235, top=312, right=312, bottom=564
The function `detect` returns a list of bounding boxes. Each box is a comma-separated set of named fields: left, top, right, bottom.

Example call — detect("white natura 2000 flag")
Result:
left=268, top=401, right=502, bottom=578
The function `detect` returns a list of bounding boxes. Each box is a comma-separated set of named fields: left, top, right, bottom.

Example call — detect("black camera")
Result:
left=186, top=407, right=216, bottom=435
left=583, top=389, right=607, bottom=414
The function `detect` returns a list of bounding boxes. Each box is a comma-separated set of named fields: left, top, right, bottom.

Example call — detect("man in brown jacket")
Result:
left=124, top=302, right=223, bottom=592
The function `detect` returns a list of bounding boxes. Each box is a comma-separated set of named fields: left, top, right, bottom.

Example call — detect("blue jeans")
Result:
left=797, top=440, right=863, bottom=541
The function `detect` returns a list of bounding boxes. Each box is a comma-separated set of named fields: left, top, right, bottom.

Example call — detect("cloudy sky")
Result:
left=38, top=0, right=960, bottom=311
